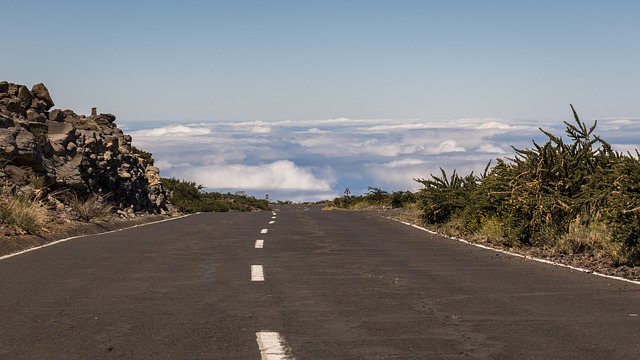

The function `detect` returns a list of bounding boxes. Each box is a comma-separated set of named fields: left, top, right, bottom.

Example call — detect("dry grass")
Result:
left=439, top=215, right=467, bottom=238
left=553, top=217, right=627, bottom=263
left=66, top=193, right=113, bottom=221
left=0, top=195, right=47, bottom=234
left=554, top=218, right=608, bottom=254
left=473, top=217, right=508, bottom=246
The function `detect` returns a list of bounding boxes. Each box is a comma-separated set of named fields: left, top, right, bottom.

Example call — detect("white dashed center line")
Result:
left=251, top=265, right=265, bottom=281
left=256, top=331, right=291, bottom=359
left=255, top=240, right=264, bottom=248
left=269, top=221, right=275, bottom=224
left=261, top=229, right=268, bottom=234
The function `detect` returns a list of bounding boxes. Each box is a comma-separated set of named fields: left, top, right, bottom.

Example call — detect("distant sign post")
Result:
left=344, top=188, right=351, bottom=207
left=265, top=194, right=270, bottom=201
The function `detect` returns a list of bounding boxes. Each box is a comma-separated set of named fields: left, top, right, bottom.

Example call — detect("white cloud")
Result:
left=476, top=121, right=512, bottom=130
left=360, top=141, right=405, bottom=157
left=294, top=135, right=339, bottom=148
left=251, top=125, right=272, bottom=133
left=600, top=118, right=638, bottom=130
left=132, top=125, right=212, bottom=137
left=422, top=139, right=466, bottom=154
left=364, top=160, right=433, bottom=191
left=174, top=160, right=335, bottom=192
left=155, top=158, right=174, bottom=170
left=306, top=127, right=330, bottom=134
left=476, top=143, right=507, bottom=153
left=127, top=116, right=619, bottom=201
left=383, top=158, right=427, bottom=167
left=612, top=144, right=640, bottom=154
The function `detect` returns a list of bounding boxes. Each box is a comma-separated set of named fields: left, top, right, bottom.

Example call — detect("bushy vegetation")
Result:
left=132, top=146, right=155, bottom=166
left=415, top=106, right=640, bottom=265
left=162, top=178, right=270, bottom=213
left=330, top=187, right=417, bottom=209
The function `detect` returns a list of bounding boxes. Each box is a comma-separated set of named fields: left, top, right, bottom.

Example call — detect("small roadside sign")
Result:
left=344, top=188, right=351, bottom=195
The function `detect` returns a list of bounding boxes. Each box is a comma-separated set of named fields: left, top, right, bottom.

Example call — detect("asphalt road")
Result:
left=0, top=206, right=638, bottom=359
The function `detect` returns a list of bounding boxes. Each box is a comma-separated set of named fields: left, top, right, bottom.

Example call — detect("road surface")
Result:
left=0, top=206, right=638, bottom=359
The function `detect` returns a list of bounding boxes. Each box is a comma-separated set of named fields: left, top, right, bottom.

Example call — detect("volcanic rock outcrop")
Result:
left=0, top=81, right=168, bottom=214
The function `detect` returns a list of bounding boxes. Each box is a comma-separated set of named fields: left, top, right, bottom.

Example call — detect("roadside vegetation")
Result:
left=0, top=193, right=47, bottom=235
left=415, top=106, right=640, bottom=266
left=0, top=184, right=117, bottom=236
left=331, top=107, right=640, bottom=267
left=325, top=187, right=421, bottom=224
left=328, top=187, right=416, bottom=210
left=162, top=178, right=270, bottom=213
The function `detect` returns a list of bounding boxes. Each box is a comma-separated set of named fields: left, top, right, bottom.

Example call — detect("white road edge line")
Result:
left=256, top=331, right=292, bottom=360
left=251, top=265, right=265, bottom=281
left=255, top=240, right=264, bottom=249
left=0, top=213, right=194, bottom=262
left=261, top=229, right=268, bottom=234
left=397, top=220, right=640, bottom=286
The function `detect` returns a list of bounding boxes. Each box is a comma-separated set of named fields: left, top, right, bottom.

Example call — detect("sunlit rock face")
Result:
left=0, top=81, right=168, bottom=214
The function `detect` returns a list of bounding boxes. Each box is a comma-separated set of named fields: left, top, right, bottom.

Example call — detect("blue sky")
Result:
left=3, top=1, right=640, bottom=201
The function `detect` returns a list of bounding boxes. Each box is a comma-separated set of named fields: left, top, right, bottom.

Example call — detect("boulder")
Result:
left=27, top=122, right=48, bottom=133
left=31, top=83, right=54, bottom=110
left=7, top=83, right=19, bottom=96
left=48, top=108, right=64, bottom=122
left=0, top=128, right=17, bottom=157
left=2, top=97, right=23, bottom=114
left=26, top=109, right=47, bottom=123
left=14, top=128, right=38, bottom=162
left=29, top=99, right=48, bottom=111
left=0, top=113, right=14, bottom=128
left=66, top=141, right=77, bottom=152
left=46, top=121, right=74, bottom=156
left=145, top=166, right=162, bottom=187
left=46, top=120, right=75, bottom=142
left=100, top=113, right=116, bottom=124
left=3, top=165, right=31, bottom=186
left=17, top=85, right=32, bottom=108
left=56, top=161, right=84, bottom=189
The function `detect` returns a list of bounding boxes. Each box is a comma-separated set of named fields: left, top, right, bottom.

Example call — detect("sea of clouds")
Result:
left=125, top=116, right=640, bottom=202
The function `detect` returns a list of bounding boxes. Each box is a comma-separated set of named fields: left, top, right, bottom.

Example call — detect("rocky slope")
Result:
left=0, top=81, right=168, bottom=215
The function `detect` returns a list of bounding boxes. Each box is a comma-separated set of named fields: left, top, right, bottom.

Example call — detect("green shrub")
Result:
left=415, top=168, right=484, bottom=225
left=132, top=146, right=155, bottom=166
left=415, top=106, right=640, bottom=264
left=29, top=128, right=49, bottom=146
left=390, top=190, right=416, bottom=208
left=162, top=178, right=269, bottom=213
left=330, top=187, right=418, bottom=210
